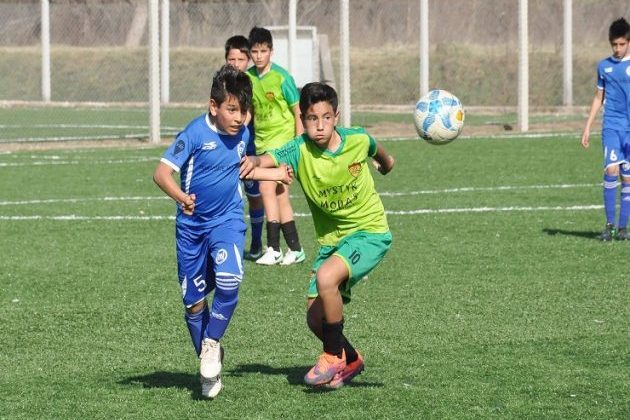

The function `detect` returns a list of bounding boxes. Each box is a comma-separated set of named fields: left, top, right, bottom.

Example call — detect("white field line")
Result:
left=0, top=183, right=600, bottom=207
left=0, top=204, right=604, bottom=221
left=0, top=124, right=181, bottom=130
left=0, top=157, right=157, bottom=167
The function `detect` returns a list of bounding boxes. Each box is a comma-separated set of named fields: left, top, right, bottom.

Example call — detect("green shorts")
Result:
left=308, top=231, right=392, bottom=303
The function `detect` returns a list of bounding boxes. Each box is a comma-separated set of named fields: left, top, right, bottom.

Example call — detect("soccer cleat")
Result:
left=616, top=227, right=630, bottom=241
left=326, top=351, right=365, bottom=389
left=304, top=350, right=346, bottom=386
left=200, top=375, right=222, bottom=399
left=199, top=338, right=222, bottom=379
left=280, top=248, right=306, bottom=265
left=255, top=247, right=283, bottom=265
left=244, top=247, right=263, bottom=261
left=600, top=223, right=616, bottom=242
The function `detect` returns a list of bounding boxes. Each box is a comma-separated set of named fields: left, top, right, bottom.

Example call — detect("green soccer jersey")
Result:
left=246, top=63, right=300, bottom=154
left=270, top=127, right=389, bottom=246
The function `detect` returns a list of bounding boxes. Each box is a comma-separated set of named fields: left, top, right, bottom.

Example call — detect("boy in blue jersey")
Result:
left=225, top=35, right=265, bottom=260
left=581, top=18, right=630, bottom=241
left=153, top=65, right=291, bottom=399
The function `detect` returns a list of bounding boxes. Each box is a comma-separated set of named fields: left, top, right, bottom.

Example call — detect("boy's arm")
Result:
left=244, top=164, right=292, bottom=185
left=581, top=89, right=603, bottom=149
left=239, top=153, right=278, bottom=178
left=293, top=104, right=304, bottom=135
left=371, top=143, right=395, bottom=175
left=153, top=162, right=196, bottom=215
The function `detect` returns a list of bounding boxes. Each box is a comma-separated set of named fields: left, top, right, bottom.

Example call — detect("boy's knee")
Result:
left=186, top=299, right=207, bottom=314
left=606, top=165, right=620, bottom=177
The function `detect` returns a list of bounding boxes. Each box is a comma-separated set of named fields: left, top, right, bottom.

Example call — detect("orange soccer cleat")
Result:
left=326, top=351, right=364, bottom=389
left=304, top=350, right=346, bottom=386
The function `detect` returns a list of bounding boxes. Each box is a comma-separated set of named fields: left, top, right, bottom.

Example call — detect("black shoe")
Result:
left=616, top=227, right=630, bottom=241
left=600, top=223, right=616, bottom=241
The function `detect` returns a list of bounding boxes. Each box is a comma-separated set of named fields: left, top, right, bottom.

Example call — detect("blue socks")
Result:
left=205, top=283, right=239, bottom=341
left=603, top=174, right=618, bottom=225
left=185, top=304, right=209, bottom=356
left=619, top=182, right=630, bottom=229
left=249, top=208, right=264, bottom=252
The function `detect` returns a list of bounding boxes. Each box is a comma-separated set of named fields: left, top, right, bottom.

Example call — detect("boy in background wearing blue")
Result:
left=581, top=18, right=630, bottom=241
left=225, top=35, right=265, bottom=260
left=241, top=82, right=395, bottom=388
left=153, top=65, right=291, bottom=399
left=247, top=26, right=305, bottom=266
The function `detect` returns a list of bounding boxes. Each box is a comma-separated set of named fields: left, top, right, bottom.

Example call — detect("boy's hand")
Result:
left=580, top=129, right=590, bottom=148
left=279, top=164, right=293, bottom=185
left=372, top=154, right=395, bottom=175
left=239, top=156, right=258, bottom=179
left=181, top=193, right=196, bottom=215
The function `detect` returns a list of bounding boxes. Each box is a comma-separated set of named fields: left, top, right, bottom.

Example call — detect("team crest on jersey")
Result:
left=174, top=139, right=185, bottom=155
left=348, top=162, right=362, bottom=177
left=238, top=141, right=246, bottom=157
left=626, top=66, right=630, bottom=77
left=202, top=141, right=217, bottom=150
left=265, top=91, right=275, bottom=101
left=215, top=249, right=228, bottom=265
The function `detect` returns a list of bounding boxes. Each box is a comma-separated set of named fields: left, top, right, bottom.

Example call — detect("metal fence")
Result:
left=0, top=0, right=629, bottom=142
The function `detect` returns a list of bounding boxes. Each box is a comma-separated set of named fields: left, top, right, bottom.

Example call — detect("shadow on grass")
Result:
left=542, top=228, right=602, bottom=240
left=228, top=363, right=384, bottom=392
left=119, top=371, right=205, bottom=400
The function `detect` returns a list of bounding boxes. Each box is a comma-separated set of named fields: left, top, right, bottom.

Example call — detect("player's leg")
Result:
left=324, top=231, right=392, bottom=388
left=304, top=256, right=348, bottom=386
left=176, top=225, right=214, bottom=356
left=306, top=295, right=361, bottom=368
left=256, top=180, right=283, bottom=265
left=199, top=219, right=246, bottom=398
left=276, top=183, right=305, bottom=265
left=616, top=134, right=630, bottom=240
left=601, top=129, right=622, bottom=241
left=243, top=180, right=264, bottom=260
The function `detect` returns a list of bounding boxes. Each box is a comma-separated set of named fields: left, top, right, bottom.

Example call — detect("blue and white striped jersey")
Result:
left=161, top=113, right=251, bottom=226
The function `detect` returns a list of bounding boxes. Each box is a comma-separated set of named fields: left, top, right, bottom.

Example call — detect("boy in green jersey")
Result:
left=246, top=26, right=305, bottom=266
left=240, top=82, right=395, bottom=388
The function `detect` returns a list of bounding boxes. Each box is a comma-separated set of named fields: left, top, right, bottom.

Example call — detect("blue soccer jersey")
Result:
left=161, top=113, right=251, bottom=226
left=597, top=56, right=630, bottom=131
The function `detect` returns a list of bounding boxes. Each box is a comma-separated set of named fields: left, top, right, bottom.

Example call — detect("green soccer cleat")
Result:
left=280, top=248, right=305, bottom=266
left=600, top=223, right=616, bottom=242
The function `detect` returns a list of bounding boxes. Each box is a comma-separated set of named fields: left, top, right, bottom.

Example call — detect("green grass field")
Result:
left=1, top=132, right=628, bottom=418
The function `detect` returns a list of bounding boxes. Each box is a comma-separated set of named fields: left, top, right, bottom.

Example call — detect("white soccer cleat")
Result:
left=199, top=338, right=222, bottom=379
left=201, top=375, right=222, bottom=399
left=255, top=247, right=283, bottom=265
left=280, top=248, right=305, bottom=265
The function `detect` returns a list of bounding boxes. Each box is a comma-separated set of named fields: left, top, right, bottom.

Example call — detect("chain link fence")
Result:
left=0, top=0, right=629, bottom=142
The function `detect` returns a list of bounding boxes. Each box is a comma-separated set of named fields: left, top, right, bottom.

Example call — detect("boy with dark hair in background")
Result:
left=246, top=26, right=305, bottom=266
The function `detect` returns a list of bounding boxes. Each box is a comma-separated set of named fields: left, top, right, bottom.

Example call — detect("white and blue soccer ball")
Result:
left=413, top=89, right=465, bottom=145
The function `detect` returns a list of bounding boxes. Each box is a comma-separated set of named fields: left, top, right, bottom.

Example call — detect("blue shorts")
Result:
left=602, top=128, right=630, bottom=170
left=243, top=179, right=260, bottom=197
left=244, top=137, right=260, bottom=197
left=176, top=218, right=246, bottom=307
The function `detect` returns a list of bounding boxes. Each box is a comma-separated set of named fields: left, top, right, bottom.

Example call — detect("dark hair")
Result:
left=299, top=82, right=338, bottom=116
left=211, top=64, right=252, bottom=112
left=248, top=26, right=273, bottom=49
left=224, top=35, right=250, bottom=60
left=609, top=17, right=630, bottom=41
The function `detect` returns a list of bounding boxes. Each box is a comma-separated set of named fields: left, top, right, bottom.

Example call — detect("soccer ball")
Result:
left=413, top=89, right=465, bottom=145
